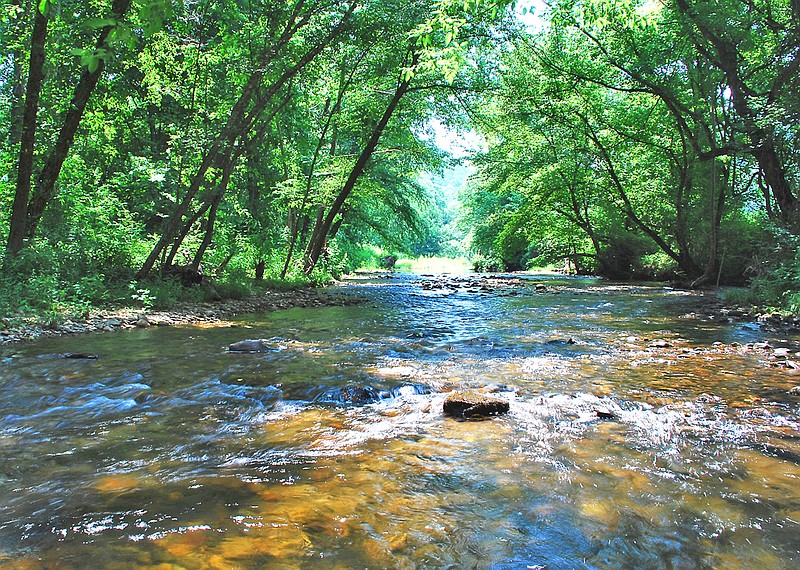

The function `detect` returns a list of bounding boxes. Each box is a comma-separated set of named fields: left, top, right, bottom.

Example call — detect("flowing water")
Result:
left=1, top=273, right=799, bottom=569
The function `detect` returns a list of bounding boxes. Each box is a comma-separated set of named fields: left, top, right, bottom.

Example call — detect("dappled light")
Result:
left=2, top=0, right=799, bottom=567
left=1, top=274, right=799, bottom=568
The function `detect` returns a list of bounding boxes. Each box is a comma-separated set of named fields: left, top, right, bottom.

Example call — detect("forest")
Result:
left=1, top=0, right=799, bottom=321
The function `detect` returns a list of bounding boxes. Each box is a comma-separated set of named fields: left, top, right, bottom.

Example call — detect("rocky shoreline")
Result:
left=410, top=272, right=800, bottom=332
left=0, top=286, right=364, bottom=345
left=3, top=272, right=799, bottom=346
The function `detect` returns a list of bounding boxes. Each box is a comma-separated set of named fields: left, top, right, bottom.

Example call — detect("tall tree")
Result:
left=6, top=1, right=47, bottom=255
left=136, top=0, right=358, bottom=278
left=5, top=0, right=139, bottom=254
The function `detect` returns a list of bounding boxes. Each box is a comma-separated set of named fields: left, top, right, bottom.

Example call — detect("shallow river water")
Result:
left=1, top=273, right=799, bottom=569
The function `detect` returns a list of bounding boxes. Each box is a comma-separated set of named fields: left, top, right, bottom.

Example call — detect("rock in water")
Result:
left=61, top=353, right=99, bottom=360
left=318, top=385, right=380, bottom=405
left=594, top=407, right=617, bottom=419
left=228, top=338, right=284, bottom=353
left=443, top=390, right=510, bottom=419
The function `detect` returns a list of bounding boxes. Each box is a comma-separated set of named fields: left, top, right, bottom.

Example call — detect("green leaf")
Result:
left=86, top=18, right=117, bottom=29
left=37, top=0, right=50, bottom=16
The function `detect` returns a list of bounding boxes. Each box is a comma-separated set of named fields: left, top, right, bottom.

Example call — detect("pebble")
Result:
left=1, top=288, right=365, bottom=344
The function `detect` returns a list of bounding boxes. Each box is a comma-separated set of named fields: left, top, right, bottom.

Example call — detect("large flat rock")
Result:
left=443, top=390, right=510, bottom=419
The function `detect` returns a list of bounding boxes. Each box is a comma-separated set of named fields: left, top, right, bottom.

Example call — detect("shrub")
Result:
left=471, top=254, right=504, bottom=273
left=214, top=279, right=252, bottom=300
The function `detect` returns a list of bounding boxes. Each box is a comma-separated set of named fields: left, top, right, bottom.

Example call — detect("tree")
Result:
left=135, top=0, right=358, bottom=278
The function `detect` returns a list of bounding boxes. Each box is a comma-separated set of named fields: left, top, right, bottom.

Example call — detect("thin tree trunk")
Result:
left=673, top=0, right=799, bottom=226
left=215, top=250, right=236, bottom=274
left=281, top=51, right=367, bottom=278
left=191, top=191, right=224, bottom=270
left=187, top=93, right=292, bottom=270
left=165, top=199, right=214, bottom=268
left=6, top=6, right=47, bottom=256
left=138, top=1, right=357, bottom=278
left=7, top=0, right=33, bottom=149
left=304, top=52, right=418, bottom=274
left=582, top=116, right=703, bottom=278
left=24, top=0, right=134, bottom=241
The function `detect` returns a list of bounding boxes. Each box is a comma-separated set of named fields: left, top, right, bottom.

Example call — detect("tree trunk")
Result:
left=583, top=118, right=703, bottom=278
left=138, top=1, right=357, bottom=278
left=7, top=0, right=33, bottom=149
left=6, top=6, right=47, bottom=256
left=23, top=0, right=134, bottom=241
left=673, top=0, right=799, bottom=227
left=191, top=182, right=226, bottom=270
left=757, top=142, right=798, bottom=226
left=255, top=260, right=266, bottom=281
left=215, top=250, right=236, bottom=274
left=304, top=53, right=418, bottom=274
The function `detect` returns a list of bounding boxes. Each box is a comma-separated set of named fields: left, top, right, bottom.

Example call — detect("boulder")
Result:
left=379, top=255, right=398, bottom=269
left=443, top=390, right=510, bottom=419
left=163, top=264, right=205, bottom=286
left=332, top=385, right=380, bottom=405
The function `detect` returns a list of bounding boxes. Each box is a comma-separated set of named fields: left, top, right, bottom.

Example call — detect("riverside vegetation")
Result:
left=2, top=0, right=800, bottom=325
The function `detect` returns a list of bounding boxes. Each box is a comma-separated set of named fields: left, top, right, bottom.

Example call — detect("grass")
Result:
left=394, top=256, right=472, bottom=274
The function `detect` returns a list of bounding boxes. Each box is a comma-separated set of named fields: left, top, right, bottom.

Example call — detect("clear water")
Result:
left=1, top=273, right=798, bottom=569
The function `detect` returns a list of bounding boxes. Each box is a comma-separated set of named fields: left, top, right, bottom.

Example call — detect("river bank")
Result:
left=0, top=285, right=364, bottom=345
left=2, top=272, right=798, bottom=345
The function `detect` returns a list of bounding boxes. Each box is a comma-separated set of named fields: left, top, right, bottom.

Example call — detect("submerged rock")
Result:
left=546, top=338, right=577, bottom=346
left=443, top=390, right=510, bottom=419
left=316, top=385, right=380, bottom=405
left=61, top=353, right=99, bottom=360
left=594, top=406, right=617, bottom=419
left=228, top=338, right=285, bottom=353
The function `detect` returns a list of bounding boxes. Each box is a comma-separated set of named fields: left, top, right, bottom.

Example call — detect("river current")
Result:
left=1, top=273, right=798, bottom=569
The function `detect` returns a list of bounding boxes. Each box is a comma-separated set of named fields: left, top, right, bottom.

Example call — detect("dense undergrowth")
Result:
left=3, top=229, right=799, bottom=331
left=0, top=243, right=333, bottom=329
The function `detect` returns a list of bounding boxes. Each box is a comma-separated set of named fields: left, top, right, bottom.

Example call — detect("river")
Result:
left=1, top=273, right=798, bottom=569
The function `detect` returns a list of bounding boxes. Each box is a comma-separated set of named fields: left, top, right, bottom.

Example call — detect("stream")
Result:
left=1, top=273, right=799, bottom=569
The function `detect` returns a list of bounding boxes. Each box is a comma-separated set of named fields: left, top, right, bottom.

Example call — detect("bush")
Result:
left=732, top=226, right=800, bottom=313
left=471, top=254, right=504, bottom=273
left=214, top=279, right=252, bottom=300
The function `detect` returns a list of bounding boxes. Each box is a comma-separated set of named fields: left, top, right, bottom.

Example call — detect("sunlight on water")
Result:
left=0, top=274, right=798, bottom=568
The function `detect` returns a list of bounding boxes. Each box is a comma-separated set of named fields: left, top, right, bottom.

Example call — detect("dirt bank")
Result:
left=0, top=286, right=364, bottom=345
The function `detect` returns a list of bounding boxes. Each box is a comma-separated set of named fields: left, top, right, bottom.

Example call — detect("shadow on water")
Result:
left=0, top=272, right=799, bottom=568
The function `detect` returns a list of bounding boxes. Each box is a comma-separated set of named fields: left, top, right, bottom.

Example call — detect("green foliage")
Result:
left=2, top=0, right=799, bottom=328
left=0, top=246, right=97, bottom=326
left=738, top=227, right=800, bottom=312
left=471, top=254, right=504, bottom=273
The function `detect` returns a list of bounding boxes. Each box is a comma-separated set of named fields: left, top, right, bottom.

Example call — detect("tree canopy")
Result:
left=1, top=0, right=799, bottom=315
